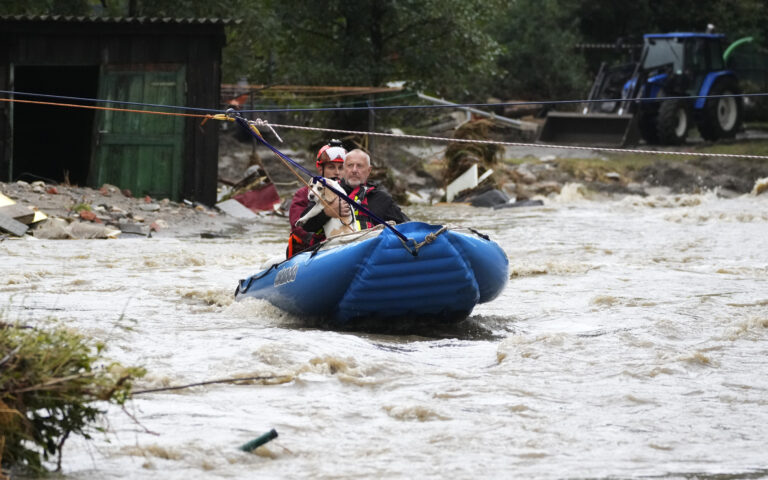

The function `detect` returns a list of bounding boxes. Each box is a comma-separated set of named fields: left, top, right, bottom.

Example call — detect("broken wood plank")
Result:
left=0, top=204, right=35, bottom=224
left=119, top=223, right=149, bottom=236
left=0, top=213, right=29, bottom=236
left=216, top=198, right=259, bottom=220
left=0, top=192, right=15, bottom=208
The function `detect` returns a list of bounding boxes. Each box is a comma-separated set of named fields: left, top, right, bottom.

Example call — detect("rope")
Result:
left=235, top=90, right=415, bottom=103
left=237, top=92, right=768, bottom=114
left=5, top=87, right=768, bottom=116
left=1, top=88, right=220, bottom=113
left=574, top=43, right=642, bottom=49
left=231, top=113, right=411, bottom=244
left=5, top=90, right=768, bottom=162
left=264, top=122, right=768, bottom=160
left=230, top=92, right=417, bottom=108
left=398, top=226, right=449, bottom=256
left=337, top=196, right=355, bottom=227
left=0, top=97, right=209, bottom=119
left=237, top=119, right=350, bottom=228
left=131, top=374, right=289, bottom=395
left=208, top=114, right=358, bottom=235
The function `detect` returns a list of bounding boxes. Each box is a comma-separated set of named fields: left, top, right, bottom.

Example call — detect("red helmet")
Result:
left=315, top=143, right=346, bottom=169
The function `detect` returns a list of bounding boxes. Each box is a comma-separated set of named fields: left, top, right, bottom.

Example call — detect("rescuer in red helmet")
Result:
left=286, top=140, right=349, bottom=258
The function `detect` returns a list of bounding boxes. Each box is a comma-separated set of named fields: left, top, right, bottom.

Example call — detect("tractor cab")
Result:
left=638, top=34, right=727, bottom=100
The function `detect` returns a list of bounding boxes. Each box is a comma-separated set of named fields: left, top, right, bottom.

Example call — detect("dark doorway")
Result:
left=12, top=66, right=99, bottom=185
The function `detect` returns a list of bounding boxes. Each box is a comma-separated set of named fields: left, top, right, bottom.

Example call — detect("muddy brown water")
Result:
left=2, top=186, right=767, bottom=479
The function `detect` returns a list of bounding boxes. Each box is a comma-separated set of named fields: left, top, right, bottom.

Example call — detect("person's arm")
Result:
left=289, top=188, right=313, bottom=241
left=289, top=188, right=307, bottom=225
left=370, top=190, right=409, bottom=224
left=385, top=200, right=409, bottom=224
left=300, top=202, right=331, bottom=233
left=300, top=195, right=353, bottom=233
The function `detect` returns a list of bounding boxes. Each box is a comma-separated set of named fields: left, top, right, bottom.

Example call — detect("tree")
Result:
left=491, top=0, right=589, bottom=101
left=218, top=0, right=500, bottom=99
left=578, top=0, right=768, bottom=46
left=0, top=0, right=90, bottom=15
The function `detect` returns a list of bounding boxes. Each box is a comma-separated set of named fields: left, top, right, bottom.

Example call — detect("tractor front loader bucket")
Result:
left=538, top=112, right=640, bottom=147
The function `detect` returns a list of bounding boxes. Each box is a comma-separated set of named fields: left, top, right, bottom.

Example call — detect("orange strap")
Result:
left=0, top=96, right=210, bottom=119
left=286, top=233, right=305, bottom=259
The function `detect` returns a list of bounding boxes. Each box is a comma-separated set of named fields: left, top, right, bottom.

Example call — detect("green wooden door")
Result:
left=90, top=65, right=185, bottom=199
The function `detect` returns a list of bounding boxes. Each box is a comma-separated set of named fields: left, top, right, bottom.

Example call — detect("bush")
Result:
left=1, top=322, right=144, bottom=475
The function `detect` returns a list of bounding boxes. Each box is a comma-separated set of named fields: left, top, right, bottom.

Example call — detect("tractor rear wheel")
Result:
left=656, top=99, right=689, bottom=145
left=697, top=77, right=743, bottom=141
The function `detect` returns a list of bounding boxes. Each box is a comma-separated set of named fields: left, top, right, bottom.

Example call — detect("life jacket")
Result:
left=286, top=232, right=305, bottom=259
left=349, top=185, right=375, bottom=230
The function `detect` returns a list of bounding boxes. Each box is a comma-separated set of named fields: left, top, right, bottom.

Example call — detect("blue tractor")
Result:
left=539, top=32, right=744, bottom=146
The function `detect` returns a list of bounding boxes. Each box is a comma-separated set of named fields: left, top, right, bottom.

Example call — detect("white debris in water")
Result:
left=751, top=176, right=768, bottom=196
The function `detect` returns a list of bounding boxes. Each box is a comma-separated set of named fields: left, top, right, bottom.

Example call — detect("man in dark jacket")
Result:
left=298, top=149, right=409, bottom=240
left=342, top=149, right=409, bottom=229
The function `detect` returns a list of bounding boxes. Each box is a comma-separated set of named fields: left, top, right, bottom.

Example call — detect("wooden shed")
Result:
left=0, top=15, right=232, bottom=204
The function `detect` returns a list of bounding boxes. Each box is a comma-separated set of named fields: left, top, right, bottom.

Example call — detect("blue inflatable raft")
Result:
left=235, top=222, right=508, bottom=325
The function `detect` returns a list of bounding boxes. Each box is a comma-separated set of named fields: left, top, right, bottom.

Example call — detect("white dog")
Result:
left=296, top=177, right=359, bottom=237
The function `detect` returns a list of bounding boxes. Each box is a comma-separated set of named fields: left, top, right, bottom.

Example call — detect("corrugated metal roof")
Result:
left=0, top=15, right=238, bottom=25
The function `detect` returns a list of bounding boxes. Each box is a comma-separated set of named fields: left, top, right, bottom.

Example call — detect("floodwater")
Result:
left=2, top=185, right=767, bottom=479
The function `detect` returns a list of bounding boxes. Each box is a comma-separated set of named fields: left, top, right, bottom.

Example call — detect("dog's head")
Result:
left=307, top=179, right=325, bottom=203
left=307, top=177, right=343, bottom=204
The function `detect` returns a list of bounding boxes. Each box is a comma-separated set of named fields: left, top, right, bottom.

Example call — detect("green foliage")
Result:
left=1, top=323, right=145, bottom=474
left=216, top=0, right=500, bottom=100
left=577, top=0, right=768, bottom=46
left=0, top=0, right=95, bottom=15
left=71, top=203, right=91, bottom=213
left=491, top=0, right=589, bottom=101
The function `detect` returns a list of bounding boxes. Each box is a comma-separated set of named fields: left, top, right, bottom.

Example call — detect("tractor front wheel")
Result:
left=656, top=99, right=689, bottom=145
left=697, top=77, right=743, bottom=141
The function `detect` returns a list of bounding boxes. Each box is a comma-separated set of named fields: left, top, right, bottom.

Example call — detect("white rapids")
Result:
left=1, top=186, right=767, bottom=479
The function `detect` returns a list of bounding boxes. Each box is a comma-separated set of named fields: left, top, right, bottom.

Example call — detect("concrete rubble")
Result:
left=0, top=181, right=238, bottom=240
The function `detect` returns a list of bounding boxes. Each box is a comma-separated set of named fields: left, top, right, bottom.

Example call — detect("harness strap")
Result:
left=350, top=185, right=375, bottom=229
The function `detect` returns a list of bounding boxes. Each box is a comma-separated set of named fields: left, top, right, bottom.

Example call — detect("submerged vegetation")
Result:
left=0, top=321, right=144, bottom=475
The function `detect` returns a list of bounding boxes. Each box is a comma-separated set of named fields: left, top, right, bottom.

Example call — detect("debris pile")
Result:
left=0, top=181, right=225, bottom=239
left=217, top=165, right=282, bottom=214
left=0, top=192, right=43, bottom=237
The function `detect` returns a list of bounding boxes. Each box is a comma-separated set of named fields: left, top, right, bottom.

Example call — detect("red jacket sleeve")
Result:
left=289, top=186, right=311, bottom=240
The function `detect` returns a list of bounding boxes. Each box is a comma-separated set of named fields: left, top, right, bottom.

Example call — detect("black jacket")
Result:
left=301, top=181, right=409, bottom=235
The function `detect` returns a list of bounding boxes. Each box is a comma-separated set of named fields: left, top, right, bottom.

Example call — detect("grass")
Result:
left=502, top=154, right=658, bottom=183
left=502, top=139, right=768, bottom=184
left=694, top=138, right=768, bottom=156
left=70, top=203, right=92, bottom=213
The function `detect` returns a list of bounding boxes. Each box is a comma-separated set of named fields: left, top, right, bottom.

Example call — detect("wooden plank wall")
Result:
left=0, top=19, right=225, bottom=205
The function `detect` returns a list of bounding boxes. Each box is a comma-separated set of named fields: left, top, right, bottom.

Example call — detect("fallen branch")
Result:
left=132, top=374, right=290, bottom=395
